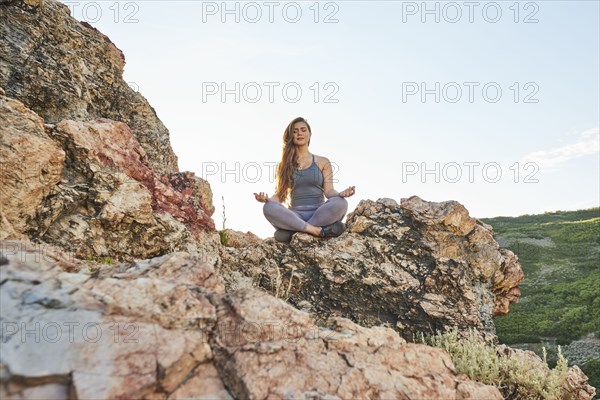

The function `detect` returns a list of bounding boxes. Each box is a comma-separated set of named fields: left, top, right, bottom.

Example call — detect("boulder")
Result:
left=220, top=197, right=525, bottom=343
left=0, top=240, right=504, bottom=399
left=0, top=0, right=178, bottom=174
left=0, top=94, right=216, bottom=262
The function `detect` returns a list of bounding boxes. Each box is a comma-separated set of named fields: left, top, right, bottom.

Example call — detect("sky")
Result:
left=60, top=0, right=600, bottom=239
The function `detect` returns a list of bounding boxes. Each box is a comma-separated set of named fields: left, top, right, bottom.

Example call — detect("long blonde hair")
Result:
left=275, top=117, right=312, bottom=205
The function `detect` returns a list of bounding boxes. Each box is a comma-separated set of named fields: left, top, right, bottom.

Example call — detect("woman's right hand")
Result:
left=253, top=192, right=269, bottom=203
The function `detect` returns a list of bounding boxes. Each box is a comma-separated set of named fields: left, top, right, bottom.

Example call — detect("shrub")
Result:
left=581, top=359, right=600, bottom=395
left=416, top=326, right=569, bottom=399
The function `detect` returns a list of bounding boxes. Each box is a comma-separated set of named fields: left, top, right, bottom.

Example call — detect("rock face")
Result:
left=0, top=91, right=65, bottom=241
left=220, top=197, right=525, bottom=342
left=0, top=92, right=216, bottom=261
left=0, top=0, right=217, bottom=261
left=0, top=0, right=178, bottom=174
left=0, top=240, right=506, bottom=399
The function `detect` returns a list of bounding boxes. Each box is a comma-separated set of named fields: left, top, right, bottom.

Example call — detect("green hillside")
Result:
left=482, top=207, right=600, bottom=392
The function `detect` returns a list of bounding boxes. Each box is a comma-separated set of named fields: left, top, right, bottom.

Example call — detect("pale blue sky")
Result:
left=61, top=0, right=600, bottom=238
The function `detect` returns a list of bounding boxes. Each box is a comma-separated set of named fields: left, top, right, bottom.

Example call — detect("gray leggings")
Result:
left=263, top=196, right=349, bottom=231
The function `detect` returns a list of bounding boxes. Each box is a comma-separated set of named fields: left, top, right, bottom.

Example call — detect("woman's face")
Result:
left=292, top=121, right=310, bottom=146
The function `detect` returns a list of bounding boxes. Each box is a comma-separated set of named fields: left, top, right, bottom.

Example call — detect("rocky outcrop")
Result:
left=0, top=240, right=505, bottom=399
left=0, top=0, right=217, bottom=261
left=0, top=0, right=178, bottom=174
left=220, top=197, right=525, bottom=343
left=0, top=92, right=216, bottom=261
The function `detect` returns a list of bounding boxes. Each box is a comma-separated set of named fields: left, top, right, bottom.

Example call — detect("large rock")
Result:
left=0, top=0, right=178, bottom=174
left=0, top=93, right=65, bottom=241
left=208, top=289, right=503, bottom=400
left=0, top=241, right=228, bottom=399
left=220, top=197, right=525, bottom=342
left=0, top=93, right=216, bottom=261
left=0, top=240, right=505, bottom=399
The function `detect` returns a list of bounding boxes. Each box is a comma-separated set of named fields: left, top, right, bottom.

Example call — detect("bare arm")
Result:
left=321, top=157, right=339, bottom=199
left=321, top=156, right=356, bottom=199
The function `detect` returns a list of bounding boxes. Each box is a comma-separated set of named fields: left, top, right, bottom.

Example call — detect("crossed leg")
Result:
left=263, top=196, right=349, bottom=233
left=263, top=201, right=309, bottom=231
left=305, top=196, right=348, bottom=227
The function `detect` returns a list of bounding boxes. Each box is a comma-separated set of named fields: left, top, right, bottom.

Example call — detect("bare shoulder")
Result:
left=314, top=154, right=331, bottom=168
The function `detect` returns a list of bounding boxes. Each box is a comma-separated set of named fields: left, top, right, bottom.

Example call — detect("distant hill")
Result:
left=482, top=207, right=600, bottom=393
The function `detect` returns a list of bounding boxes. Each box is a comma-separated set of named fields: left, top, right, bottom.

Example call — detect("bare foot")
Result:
left=302, top=223, right=322, bottom=237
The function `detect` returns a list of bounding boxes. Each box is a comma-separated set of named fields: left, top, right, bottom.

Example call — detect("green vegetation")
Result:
left=219, top=195, right=229, bottom=246
left=584, top=359, right=600, bottom=393
left=86, top=254, right=113, bottom=273
left=417, top=326, right=569, bottom=399
left=482, top=207, right=599, bottom=394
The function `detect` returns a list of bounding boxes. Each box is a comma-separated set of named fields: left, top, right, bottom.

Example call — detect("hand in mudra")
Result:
left=339, top=186, right=356, bottom=198
left=253, top=192, right=269, bottom=203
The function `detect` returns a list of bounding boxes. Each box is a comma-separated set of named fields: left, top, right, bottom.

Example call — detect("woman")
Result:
left=254, top=117, right=356, bottom=242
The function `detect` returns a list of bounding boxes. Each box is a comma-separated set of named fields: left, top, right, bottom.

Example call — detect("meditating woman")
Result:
left=254, top=117, right=356, bottom=242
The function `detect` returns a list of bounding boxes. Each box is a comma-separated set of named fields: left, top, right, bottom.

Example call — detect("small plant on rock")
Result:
left=416, top=326, right=570, bottom=400
left=219, top=195, right=229, bottom=246
left=86, top=254, right=113, bottom=273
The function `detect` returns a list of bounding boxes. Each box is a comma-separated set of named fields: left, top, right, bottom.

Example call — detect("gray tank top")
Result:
left=290, top=154, right=325, bottom=207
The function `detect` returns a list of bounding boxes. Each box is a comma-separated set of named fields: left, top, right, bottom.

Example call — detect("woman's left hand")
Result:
left=339, top=186, right=356, bottom=198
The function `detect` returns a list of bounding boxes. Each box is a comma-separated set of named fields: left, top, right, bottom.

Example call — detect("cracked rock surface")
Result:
left=0, top=240, right=503, bottom=399
left=0, top=0, right=179, bottom=174
left=0, top=93, right=217, bottom=262
left=220, top=196, right=525, bottom=343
